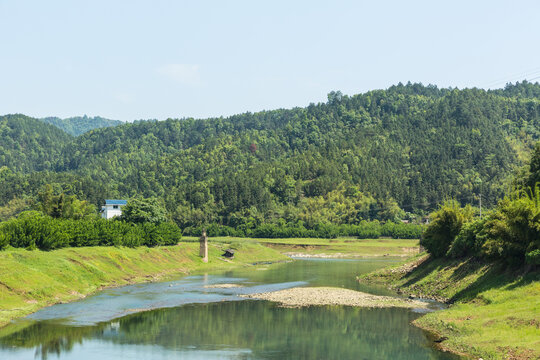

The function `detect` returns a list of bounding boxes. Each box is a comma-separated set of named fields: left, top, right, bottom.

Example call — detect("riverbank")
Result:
left=0, top=256, right=463, bottom=360
left=0, top=242, right=288, bottom=328
left=359, top=255, right=540, bottom=360
left=183, top=236, right=420, bottom=257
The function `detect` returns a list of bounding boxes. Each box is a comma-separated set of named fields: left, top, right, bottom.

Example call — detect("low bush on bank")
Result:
left=421, top=190, right=540, bottom=266
left=183, top=220, right=422, bottom=239
left=0, top=211, right=181, bottom=250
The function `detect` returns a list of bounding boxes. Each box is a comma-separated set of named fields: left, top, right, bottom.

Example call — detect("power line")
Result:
left=480, top=67, right=540, bottom=89
left=526, top=74, right=540, bottom=82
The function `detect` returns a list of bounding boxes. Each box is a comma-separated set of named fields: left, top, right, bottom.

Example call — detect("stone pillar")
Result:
left=199, top=229, right=208, bottom=263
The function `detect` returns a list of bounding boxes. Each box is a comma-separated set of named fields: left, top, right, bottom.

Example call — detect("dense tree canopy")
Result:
left=527, top=142, right=540, bottom=190
left=0, top=114, right=73, bottom=172
left=1, top=82, right=540, bottom=231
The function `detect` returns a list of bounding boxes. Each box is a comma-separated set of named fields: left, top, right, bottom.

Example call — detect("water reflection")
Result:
left=0, top=258, right=460, bottom=359
left=22, top=258, right=400, bottom=326
left=0, top=301, right=458, bottom=360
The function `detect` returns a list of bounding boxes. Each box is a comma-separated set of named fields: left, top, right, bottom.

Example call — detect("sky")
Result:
left=1, top=0, right=539, bottom=122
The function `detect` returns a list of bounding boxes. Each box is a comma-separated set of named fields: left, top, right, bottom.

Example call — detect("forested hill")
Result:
left=0, top=114, right=73, bottom=172
left=1, top=82, right=539, bottom=228
left=39, top=115, right=123, bottom=136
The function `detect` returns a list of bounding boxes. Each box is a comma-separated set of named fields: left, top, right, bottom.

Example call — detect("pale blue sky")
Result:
left=1, top=0, right=539, bottom=122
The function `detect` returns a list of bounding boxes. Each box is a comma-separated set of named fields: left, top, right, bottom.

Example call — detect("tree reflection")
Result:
left=0, top=301, right=459, bottom=360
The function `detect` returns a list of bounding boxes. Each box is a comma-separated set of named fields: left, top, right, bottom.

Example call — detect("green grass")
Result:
left=417, top=279, right=540, bottom=359
left=183, top=236, right=420, bottom=257
left=0, top=242, right=287, bottom=328
left=359, top=255, right=540, bottom=359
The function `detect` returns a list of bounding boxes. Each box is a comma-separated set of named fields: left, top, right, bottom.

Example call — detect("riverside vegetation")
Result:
left=0, top=198, right=182, bottom=250
left=360, top=144, right=540, bottom=360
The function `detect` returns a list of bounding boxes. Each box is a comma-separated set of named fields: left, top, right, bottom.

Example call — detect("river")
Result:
left=0, top=258, right=460, bottom=359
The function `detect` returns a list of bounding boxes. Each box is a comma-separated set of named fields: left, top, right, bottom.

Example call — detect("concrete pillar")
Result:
left=199, top=229, right=208, bottom=263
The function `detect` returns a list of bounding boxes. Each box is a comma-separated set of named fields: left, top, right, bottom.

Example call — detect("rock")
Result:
left=222, top=249, right=235, bottom=258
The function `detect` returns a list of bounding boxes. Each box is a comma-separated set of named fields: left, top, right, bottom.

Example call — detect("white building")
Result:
left=101, top=199, right=127, bottom=219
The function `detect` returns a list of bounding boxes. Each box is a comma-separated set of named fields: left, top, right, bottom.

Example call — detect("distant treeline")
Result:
left=0, top=212, right=181, bottom=251
left=0, top=194, right=422, bottom=251
left=184, top=220, right=422, bottom=239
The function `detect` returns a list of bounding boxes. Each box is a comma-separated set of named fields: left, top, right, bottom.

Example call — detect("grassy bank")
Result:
left=0, top=241, right=288, bottom=328
left=359, top=255, right=540, bottom=359
left=184, top=236, right=420, bottom=257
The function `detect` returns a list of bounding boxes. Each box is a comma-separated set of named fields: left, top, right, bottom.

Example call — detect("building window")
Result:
left=113, top=205, right=119, bottom=209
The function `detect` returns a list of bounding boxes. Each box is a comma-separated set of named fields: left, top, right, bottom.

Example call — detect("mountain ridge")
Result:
left=1, top=81, right=539, bottom=227
left=39, top=115, right=123, bottom=136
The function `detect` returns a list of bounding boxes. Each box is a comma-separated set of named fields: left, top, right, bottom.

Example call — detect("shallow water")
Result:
left=0, top=258, right=460, bottom=359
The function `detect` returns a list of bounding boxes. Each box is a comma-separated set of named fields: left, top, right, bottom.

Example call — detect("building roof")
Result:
left=105, top=199, right=128, bottom=205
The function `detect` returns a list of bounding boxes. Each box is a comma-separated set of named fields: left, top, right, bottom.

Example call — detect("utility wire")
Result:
left=480, top=66, right=540, bottom=88
left=526, top=74, right=540, bottom=82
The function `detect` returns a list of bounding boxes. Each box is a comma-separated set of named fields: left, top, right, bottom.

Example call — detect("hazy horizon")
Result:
left=2, top=0, right=539, bottom=122
left=3, top=80, right=537, bottom=123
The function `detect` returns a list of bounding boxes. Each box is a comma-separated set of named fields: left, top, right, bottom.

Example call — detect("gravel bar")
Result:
left=241, top=286, right=428, bottom=308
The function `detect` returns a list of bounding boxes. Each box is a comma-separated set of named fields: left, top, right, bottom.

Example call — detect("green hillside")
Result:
left=0, top=114, right=73, bottom=172
left=1, top=82, right=539, bottom=230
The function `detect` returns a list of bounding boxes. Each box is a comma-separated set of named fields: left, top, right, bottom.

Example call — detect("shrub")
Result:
left=314, top=223, right=339, bottom=239
left=481, top=195, right=539, bottom=265
left=381, top=222, right=423, bottom=239
left=149, top=222, right=182, bottom=246
left=0, top=231, right=8, bottom=249
left=121, top=198, right=168, bottom=224
left=182, top=220, right=422, bottom=240
left=447, top=218, right=487, bottom=258
left=0, top=212, right=182, bottom=250
left=421, top=200, right=474, bottom=258
left=526, top=249, right=540, bottom=265
left=353, top=221, right=382, bottom=239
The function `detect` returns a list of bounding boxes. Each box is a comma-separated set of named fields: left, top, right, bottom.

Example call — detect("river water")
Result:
left=0, top=258, right=460, bottom=359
